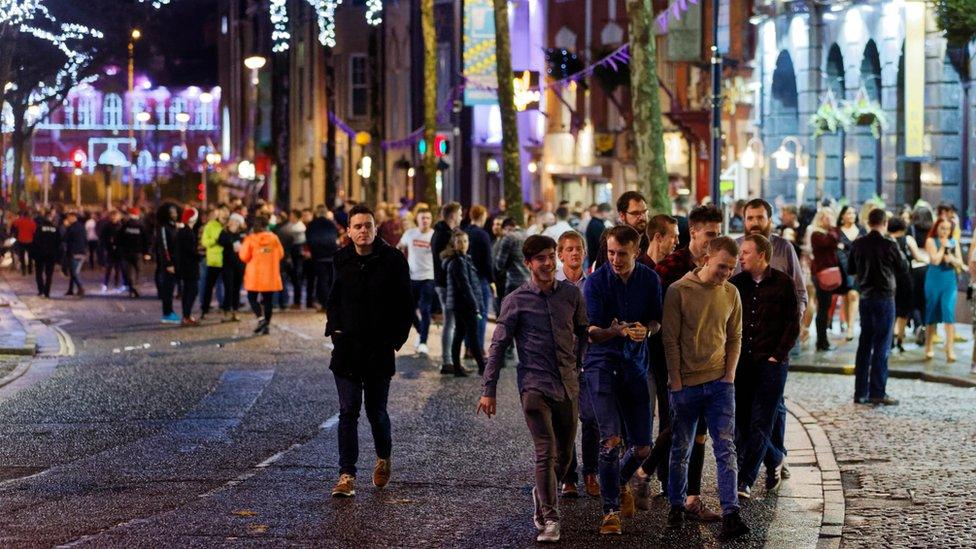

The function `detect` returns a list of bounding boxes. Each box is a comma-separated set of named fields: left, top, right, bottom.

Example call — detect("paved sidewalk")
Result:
left=0, top=276, right=34, bottom=356
left=791, top=324, right=976, bottom=388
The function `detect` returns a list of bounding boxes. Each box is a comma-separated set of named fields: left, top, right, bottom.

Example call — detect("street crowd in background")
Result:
left=2, top=190, right=975, bottom=543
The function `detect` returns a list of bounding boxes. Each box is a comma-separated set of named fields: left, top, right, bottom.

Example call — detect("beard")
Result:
left=747, top=222, right=772, bottom=237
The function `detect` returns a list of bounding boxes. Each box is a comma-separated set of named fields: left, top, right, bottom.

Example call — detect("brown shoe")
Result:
left=584, top=473, right=600, bottom=497
left=331, top=474, right=356, bottom=497
left=684, top=497, right=721, bottom=522
left=372, top=457, right=391, bottom=488
left=620, top=483, right=636, bottom=518
left=560, top=482, right=579, bottom=498
left=599, top=511, right=622, bottom=535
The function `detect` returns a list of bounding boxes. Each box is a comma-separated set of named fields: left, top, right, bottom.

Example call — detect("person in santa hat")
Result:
left=175, top=207, right=203, bottom=326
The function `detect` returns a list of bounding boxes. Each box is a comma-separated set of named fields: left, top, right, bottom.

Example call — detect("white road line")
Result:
left=273, top=322, right=315, bottom=341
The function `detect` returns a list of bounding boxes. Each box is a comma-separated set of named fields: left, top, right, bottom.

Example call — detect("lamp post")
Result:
left=709, top=0, right=723, bottom=204
left=243, top=55, right=266, bottom=163
left=771, top=136, right=808, bottom=206
left=128, top=28, right=142, bottom=206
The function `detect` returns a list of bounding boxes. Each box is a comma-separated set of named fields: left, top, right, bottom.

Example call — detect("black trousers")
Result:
left=289, top=249, right=304, bottom=305
left=157, top=269, right=176, bottom=316
left=306, top=259, right=333, bottom=308
left=201, top=266, right=223, bottom=314
left=451, top=308, right=485, bottom=371
left=248, top=291, right=274, bottom=322
left=222, top=266, right=243, bottom=311
left=181, top=275, right=199, bottom=319
left=121, top=255, right=140, bottom=290
left=34, top=260, right=55, bottom=297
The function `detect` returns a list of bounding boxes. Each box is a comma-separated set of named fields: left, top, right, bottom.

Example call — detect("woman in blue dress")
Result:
left=923, top=218, right=965, bottom=361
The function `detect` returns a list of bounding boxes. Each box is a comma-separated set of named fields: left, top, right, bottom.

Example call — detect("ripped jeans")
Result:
left=583, top=365, right=652, bottom=513
left=668, top=379, right=739, bottom=516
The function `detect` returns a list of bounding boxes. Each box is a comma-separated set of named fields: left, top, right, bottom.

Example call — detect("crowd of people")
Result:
left=2, top=190, right=974, bottom=543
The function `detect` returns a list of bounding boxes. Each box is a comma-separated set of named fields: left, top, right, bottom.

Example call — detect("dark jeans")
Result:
left=669, top=379, right=739, bottom=516
left=452, top=309, right=485, bottom=371
left=815, top=283, right=834, bottom=348
left=735, top=359, right=789, bottom=488
left=476, top=278, right=491, bottom=351
left=14, top=242, right=31, bottom=275
left=67, top=256, right=84, bottom=294
left=201, top=266, right=223, bottom=314
left=222, top=266, right=243, bottom=311
left=103, top=256, right=122, bottom=287
left=564, top=371, right=600, bottom=484
left=584, top=365, right=652, bottom=513
left=306, top=259, right=333, bottom=308
left=157, top=269, right=176, bottom=316
left=289, top=249, right=304, bottom=305
left=34, top=260, right=55, bottom=296
left=410, top=279, right=435, bottom=344
left=248, top=291, right=274, bottom=322
left=181, top=275, right=199, bottom=318
left=121, top=255, right=140, bottom=290
left=334, top=374, right=392, bottom=477
left=522, top=391, right=577, bottom=523
left=855, top=297, right=895, bottom=400
left=87, top=241, right=98, bottom=269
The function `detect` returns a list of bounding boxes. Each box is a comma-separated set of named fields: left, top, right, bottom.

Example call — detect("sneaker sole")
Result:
left=599, top=528, right=622, bottom=535
left=537, top=535, right=560, bottom=543
left=373, top=477, right=390, bottom=488
left=331, top=490, right=356, bottom=497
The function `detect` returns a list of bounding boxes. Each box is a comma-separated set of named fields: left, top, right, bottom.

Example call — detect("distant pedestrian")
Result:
left=200, top=204, right=228, bottom=319
left=585, top=203, right=612, bottom=268
left=494, top=217, right=529, bottom=301
left=326, top=204, right=413, bottom=498
left=442, top=230, right=485, bottom=377
left=280, top=210, right=307, bottom=309
left=431, top=203, right=463, bottom=372
left=887, top=218, right=926, bottom=352
left=117, top=208, right=151, bottom=298
left=663, top=236, right=749, bottom=540
left=99, top=210, right=123, bottom=292
left=155, top=203, right=180, bottom=324
left=63, top=212, right=88, bottom=298
left=218, top=214, right=246, bottom=321
left=31, top=210, right=61, bottom=298
left=304, top=205, right=339, bottom=311
left=239, top=216, right=284, bottom=335
left=730, top=234, right=799, bottom=499
left=848, top=208, right=908, bottom=405
left=84, top=212, right=98, bottom=270
left=463, top=205, right=494, bottom=354
left=923, top=217, right=964, bottom=361
left=175, top=208, right=202, bottom=326
left=10, top=209, right=36, bottom=275
left=837, top=206, right=866, bottom=341
left=478, top=234, right=589, bottom=544
left=397, top=207, right=435, bottom=356
left=969, top=243, right=976, bottom=375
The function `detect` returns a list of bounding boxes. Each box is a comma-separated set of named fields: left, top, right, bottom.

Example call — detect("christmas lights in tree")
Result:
left=270, top=0, right=290, bottom=52
left=365, top=0, right=382, bottom=26
left=308, top=0, right=342, bottom=48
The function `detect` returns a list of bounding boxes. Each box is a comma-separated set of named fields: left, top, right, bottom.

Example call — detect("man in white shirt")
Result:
left=543, top=206, right=576, bottom=241
left=397, top=208, right=435, bottom=355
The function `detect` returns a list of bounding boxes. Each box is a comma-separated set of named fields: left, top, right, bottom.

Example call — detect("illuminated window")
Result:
left=103, top=94, right=123, bottom=127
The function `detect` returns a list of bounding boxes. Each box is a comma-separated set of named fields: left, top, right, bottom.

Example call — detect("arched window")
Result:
left=103, top=93, right=123, bottom=127
left=78, top=94, right=97, bottom=126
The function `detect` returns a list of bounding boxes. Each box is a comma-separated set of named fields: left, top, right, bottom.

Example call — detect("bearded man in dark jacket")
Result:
left=325, top=204, right=412, bottom=499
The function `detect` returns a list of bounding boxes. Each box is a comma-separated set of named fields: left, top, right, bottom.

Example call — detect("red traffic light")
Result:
left=434, top=134, right=449, bottom=157
left=71, top=149, right=87, bottom=169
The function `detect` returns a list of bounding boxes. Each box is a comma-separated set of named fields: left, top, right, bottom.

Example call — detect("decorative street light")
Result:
left=243, top=55, right=266, bottom=164
left=739, top=136, right=764, bottom=170
left=128, top=28, right=142, bottom=205
left=772, top=136, right=809, bottom=205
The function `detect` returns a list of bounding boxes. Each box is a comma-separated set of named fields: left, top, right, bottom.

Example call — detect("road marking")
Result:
left=273, top=322, right=315, bottom=341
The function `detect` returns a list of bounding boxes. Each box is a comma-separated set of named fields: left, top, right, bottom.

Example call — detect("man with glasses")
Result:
left=593, top=191, right=652, bottom=270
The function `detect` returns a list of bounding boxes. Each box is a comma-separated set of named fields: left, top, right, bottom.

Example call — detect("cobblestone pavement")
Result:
left=786, top=373, right=976, bottom=548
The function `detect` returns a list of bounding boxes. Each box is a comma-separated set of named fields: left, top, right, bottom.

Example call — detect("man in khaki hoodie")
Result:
left=662, top=236, right=749, bottom=540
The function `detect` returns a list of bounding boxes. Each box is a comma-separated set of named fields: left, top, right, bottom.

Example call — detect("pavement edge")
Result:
left=790, top=362, right=976, bottom=389
left=785, top=398, right=845, bottom=549
left=0, top=275, right=73, bottom=392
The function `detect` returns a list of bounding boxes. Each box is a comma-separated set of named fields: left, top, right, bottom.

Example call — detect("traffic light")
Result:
left=71, top=149, right=87, bottom=170
left=434, top=134, right=449, bottom=157
left=197, top=183, right=205, bottom=202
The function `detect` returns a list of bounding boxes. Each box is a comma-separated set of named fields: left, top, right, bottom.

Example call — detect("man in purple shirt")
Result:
left=478, top=235, right=589, bottom=544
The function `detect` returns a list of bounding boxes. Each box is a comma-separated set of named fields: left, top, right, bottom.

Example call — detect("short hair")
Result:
left=314, top=204, right=329, bottom=218
left=707, top=236, right=739, bottom=258
left=646, top=214, right=677, bottom=239
left=555, top=206, right=569, bottom=220
left=867, top=208, right=887, bottom=228
left=744, top=198, right=772, bottom=218
left=415, top=207, right=432, bottom=217
left=743, top=234, right=772, bottom=261
left=442, top=202, right=462, bottom=220
left=597, top=202, right=612, bottom=214
left=887, top=218, right=907, bottom=234
left=522, top=235, right=557, bottom=258
left=606, top=225, right=641, bottom=248
left=252, top=216, right=270, bottom=231
left=501, top=217, right=518, bottom=229
left=616, top=191, right=647, bottom=214
left=348, top=204, right=374, bottom=219
left=557, top=230, right=584, bottom=252
left=469, top=204, right=487, bottom=221
left=688, top=204, right=723, bottom=227
left=937, top=202, right=956, bottom=214
left=780, top=204, right=798, bottom=216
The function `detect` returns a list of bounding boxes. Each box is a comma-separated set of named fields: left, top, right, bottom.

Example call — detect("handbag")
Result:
left=816, top=266, right=842, bottom=291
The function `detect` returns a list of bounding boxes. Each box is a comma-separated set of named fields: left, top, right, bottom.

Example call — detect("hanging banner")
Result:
left=463, top=0, right=497, bottom=106
left=716, top=0, right=730, bottom=55
left=904, top=1, right=926, bottom=158
left=666, top=0, right=702, bottom=62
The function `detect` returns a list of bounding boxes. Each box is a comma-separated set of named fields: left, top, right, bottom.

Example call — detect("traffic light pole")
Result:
left=709, top=0, right=722, bottom=205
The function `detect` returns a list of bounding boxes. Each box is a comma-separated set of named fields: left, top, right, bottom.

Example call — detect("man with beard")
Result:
left=594, top=191, right=651, bottom=270
left=734, top=198, right=806, bottom=490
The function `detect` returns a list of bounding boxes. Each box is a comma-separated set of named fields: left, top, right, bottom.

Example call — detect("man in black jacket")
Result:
left=326, top=204, right=413, bottom=498
left=32, top=210, right=61, bottom=298
left=117, top=208, right=151, bottom=297
left=848, top=208, right=909, bottom=406
left=63, top=212, right=88, bottom=298
left=174, top=207, right=201, bottom=326
left=431, top=202, right=462, bottom=369
left=463, top=205, right=494, bottom=354
left=304, top=205, right=339, bottom=310
left=155, top=203, right=180, bottom=323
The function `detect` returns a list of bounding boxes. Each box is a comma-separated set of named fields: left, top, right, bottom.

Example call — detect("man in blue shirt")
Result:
left=583, top=225, right=663, bottom=534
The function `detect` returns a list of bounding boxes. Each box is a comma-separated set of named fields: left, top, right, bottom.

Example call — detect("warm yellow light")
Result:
left=199, top=92, right=213, bottom=104
left=740, top=147, right=756, bottom=170
left=175, top=112, right=190, bottom=124
left=527, top=161, right=538, bottom=174
left=159, top=152, right=171, bottom=162
left=131, top=29, right=142, bottom=41
left=772, top=146, right=793, bottom=171
left=513, top=71, right=541, bottom=112
left=135, top=111, right=151, bottom=123
left=244, top=55, right=267, bottom=70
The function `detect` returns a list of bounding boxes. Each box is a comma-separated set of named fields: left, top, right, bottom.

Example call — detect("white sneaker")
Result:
left=100, top=284, right=108, bottom=294
left=416, top=343, right=429, bottom=356
left=536, top=520, right=560, bottom=543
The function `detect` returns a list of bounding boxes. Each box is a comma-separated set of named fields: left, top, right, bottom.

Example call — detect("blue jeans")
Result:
left=334, top=374, right=392, bottom=477
left=564, top=370, right=600, bottom=483
left=669, top=379, right=739, bottom=516
left=855, top=297, right=895, bottom=400
left=584, top=365, right=652, bottom=513
left=476, top=278, right=491, bottom=352
left=410, top=280, right=435, bottom=344
left=67, top=255, right=85, bottom=294
left=434, top=286, right=454, bottom=364
left=735, top=359, right=789, bottom=488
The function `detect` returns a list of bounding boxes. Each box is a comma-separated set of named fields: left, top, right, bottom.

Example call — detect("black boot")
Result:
left=720, top=511, right=750, bottom=540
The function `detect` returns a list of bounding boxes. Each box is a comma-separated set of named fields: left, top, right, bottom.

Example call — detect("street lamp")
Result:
left=135, top=111, right=151, bottom=124
left=244, top=55, right=267, bottom=71
left=739, top=136, right=764, bottom=170
left=128, top=28, right=142, bottom=205
left=772, top=136, right=808, bottom=205
left=243, top=55, right=266, bottom=163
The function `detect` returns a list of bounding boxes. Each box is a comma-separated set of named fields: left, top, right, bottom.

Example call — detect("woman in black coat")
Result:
left=442, top=229, right=485, bottom=377
left=174, top=207, right=202, bottom=325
